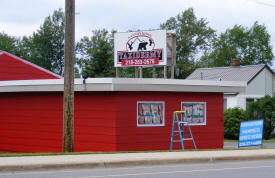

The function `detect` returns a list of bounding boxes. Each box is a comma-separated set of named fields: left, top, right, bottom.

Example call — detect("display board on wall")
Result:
left=137, top=101, right=164, bottom=127
left=238, top=120, right=263, bottom=147
left=181, top=102, right=206, bottom=125
left=114, top=30, right=167, bottom=67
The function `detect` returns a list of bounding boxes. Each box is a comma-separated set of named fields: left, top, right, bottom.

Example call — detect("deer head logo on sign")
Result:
left=114, top=30, right=167, bottom=67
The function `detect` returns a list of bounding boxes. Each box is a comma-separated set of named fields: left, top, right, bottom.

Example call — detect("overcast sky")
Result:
left=1, top=0, right=275, bottom=63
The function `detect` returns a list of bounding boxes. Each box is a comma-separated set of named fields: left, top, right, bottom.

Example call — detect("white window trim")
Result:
left=137, top=101, right=165, bottom=127
left=181, top=101, right=207, bottom=126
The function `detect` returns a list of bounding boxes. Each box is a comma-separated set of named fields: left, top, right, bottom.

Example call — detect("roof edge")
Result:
left=247, top=64, right=274, bottom=84
left=192, top=64, right=266, bottom=71
left=0, top=78, right=246, bottom=93
left=0, top=51, right=62, bottom=79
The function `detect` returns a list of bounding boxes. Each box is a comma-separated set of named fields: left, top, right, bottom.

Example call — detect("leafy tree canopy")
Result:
left=1, top=8, right=274, bottom=78
left=160, top=8, right=216, bottom=78
left=201, top=22, right=274, bottom=67
left=23, top=9, right=65, bottom=75
left=0, top=32, right=24, bottom=57
left=76, top=29, right=115, bottom=78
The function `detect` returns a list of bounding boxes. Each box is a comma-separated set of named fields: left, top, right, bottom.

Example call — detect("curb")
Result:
left=1, top=150, right=275, bottom=171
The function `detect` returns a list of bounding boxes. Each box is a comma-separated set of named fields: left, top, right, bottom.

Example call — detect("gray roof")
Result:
left=186, top=64, right=269, bottom=83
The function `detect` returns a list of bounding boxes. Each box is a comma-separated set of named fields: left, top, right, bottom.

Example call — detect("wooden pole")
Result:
left=152, top=66, right=156, bottom=78
left=164, top=66, right=167, bottom=79
left=171, top=34, right=176, bottom=79
left=116, top=67, right=119, bottom=78
left=135, top=67, right=138, bottom=78
left=63, top=0, right=75, bottom=152
left=139, top=67, right=143, bottom=78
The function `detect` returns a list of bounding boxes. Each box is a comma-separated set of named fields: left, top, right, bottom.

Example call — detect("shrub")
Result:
left=224, top=107, right=246, bottom=139
left=246, top=95, right=275, bottom=139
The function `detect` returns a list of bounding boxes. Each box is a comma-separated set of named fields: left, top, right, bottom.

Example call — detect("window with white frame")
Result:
left=137, top=101, right=165, bottom=127
left=224, top=98, right=227, bottom=110
left=181, top=102, right=206, bottom=125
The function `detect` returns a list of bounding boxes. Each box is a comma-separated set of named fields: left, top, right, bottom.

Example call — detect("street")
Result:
left=1, top=159, right=275, bottom=178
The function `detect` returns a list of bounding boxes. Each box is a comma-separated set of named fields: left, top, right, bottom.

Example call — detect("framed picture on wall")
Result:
left=181, top=102, right=206, bottom=125
left=137, top=101, right=165, bottom=127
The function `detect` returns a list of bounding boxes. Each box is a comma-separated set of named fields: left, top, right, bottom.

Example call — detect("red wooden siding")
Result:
left=114, top=92, right=224, bottom=151
left=74, top=92, right=117, bottom=152
left=0, top=92, right=117, bottom=153
left=0, top=52, right=60, bottom=81
left=0, top=92, right=63, bottom=153
left=0, top=91, right=223, bottom=153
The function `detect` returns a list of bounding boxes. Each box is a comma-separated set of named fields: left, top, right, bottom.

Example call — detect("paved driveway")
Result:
left=224, top=142, right=275, bottom=149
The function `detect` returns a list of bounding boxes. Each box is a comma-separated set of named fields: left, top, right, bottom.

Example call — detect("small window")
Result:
left=224, top=98, right=227, bottom=110
left=137, top=101, right=165, bottom=127
left=181, top=102, right=206, bottom=125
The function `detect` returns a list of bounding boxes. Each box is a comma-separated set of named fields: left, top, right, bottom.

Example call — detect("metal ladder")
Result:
left=170, top=111, right=197, bottom=151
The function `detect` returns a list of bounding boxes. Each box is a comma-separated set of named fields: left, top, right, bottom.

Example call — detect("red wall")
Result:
left=114, top=92, right=224, bottom=151
left=0, top=91, right=223, bottom=153
left=0, top=92, right=63, bottom=152
left=0, top=52, right=60, bottom=81
left=74, top=92, right=117, bottom=152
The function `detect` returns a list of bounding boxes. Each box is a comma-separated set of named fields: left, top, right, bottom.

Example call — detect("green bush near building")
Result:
left=224, top=95, right=275, bottom=140
left=246, top=95, right=275, bottom=140
left=224, top=108, right=246, bottom=139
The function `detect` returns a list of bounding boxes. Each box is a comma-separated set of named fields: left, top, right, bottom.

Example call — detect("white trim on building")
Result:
left=0, top=78, right=246, bottom=93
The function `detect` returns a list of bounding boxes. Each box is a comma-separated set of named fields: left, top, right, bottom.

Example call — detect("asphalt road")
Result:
left=1, top=159, right=275, bottom=178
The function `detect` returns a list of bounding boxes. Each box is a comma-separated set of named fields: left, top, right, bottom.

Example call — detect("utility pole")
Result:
left=63, top=0, right=75, bottom=152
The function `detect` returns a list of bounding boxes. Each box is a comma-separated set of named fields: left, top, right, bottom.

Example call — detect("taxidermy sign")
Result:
left=114, top=30, right=167, bottom=67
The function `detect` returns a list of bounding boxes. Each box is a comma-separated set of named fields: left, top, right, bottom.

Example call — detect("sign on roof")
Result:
left=114, top=30, right=167, bottom=67
left=238, top=119, right=263, bottom=148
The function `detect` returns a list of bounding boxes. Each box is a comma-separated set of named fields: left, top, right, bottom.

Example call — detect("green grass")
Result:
left=263, top=138, right=275, bottom=143
left=0, top=150, right=187, bottom=157
left=2, top=139, right=275, bottom=157
left=0, top=149, right=239, bottom=157
left=224, top=139, right=238, bottom=142
left=0, top=147, right=269, bottom=157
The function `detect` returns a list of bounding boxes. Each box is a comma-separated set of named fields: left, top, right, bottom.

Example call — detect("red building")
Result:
left=0, top=51, right=61, bottom=81
left=0, top=78, right=245, bottom=153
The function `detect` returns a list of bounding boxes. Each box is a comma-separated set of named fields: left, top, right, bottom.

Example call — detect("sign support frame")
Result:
left=114, top=30, right=176, bottom=79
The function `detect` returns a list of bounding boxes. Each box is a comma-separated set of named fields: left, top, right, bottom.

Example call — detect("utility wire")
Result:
left=247, top=0, right=275, bottom=7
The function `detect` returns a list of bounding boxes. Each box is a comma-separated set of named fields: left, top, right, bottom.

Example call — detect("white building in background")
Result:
left=186, top=59, right=275, bottom=110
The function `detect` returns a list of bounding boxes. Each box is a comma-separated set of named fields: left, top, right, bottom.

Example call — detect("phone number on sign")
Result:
left=121, top=59, right=159, bottom=66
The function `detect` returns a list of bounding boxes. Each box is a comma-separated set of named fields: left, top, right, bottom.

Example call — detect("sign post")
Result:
left=114, top=30, right=176, bottom=78
left=238, top=120, right=264, bottom=148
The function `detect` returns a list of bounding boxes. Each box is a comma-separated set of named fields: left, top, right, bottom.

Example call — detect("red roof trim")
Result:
left=0, top=51, right=62, bottom=79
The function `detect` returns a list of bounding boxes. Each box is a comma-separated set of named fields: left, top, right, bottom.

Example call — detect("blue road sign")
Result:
left=238, top=120, right=263, bottom=147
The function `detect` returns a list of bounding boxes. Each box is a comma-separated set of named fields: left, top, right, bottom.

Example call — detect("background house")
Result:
left=0, top=51, right=61, bottom=81
left=187, top=59, right=275, bottom=109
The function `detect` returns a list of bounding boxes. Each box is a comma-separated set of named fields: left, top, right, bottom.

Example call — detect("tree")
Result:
left=76, top=29, right=115, bottom=77
left=201, top=22, right=274, bottom=67
left=0, top=32, right=23, bottom=57
left=24, top=9, right=65, bottom=75
left=160, top=8, right=216, bottom=78
left=246, top=95, right=275, bottom=139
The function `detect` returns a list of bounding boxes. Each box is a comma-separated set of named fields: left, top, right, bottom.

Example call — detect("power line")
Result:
left=247, top=0, right=275, bottom=7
